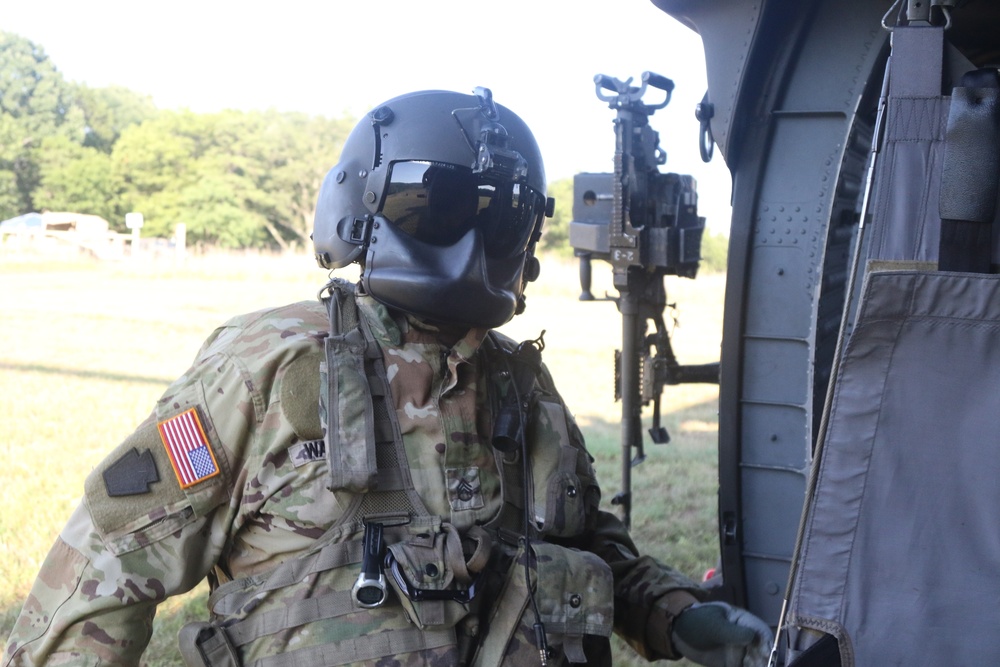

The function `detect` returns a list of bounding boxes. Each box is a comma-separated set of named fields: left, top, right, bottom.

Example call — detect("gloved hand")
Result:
left=671, top=601, right=773, bottom=667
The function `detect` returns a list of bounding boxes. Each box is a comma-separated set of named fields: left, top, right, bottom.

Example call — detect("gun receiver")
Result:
left=569, top=72, right=718, bottom=529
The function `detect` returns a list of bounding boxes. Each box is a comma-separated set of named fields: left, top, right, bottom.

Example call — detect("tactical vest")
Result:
left=179, top=279, right=614, bottom=667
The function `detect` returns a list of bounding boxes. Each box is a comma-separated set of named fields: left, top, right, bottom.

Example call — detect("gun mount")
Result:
left=569, top=72, right=718, bottom=529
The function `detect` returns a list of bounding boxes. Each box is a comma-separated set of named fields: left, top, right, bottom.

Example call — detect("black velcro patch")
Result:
left=103, top=447, right=160, bottom=496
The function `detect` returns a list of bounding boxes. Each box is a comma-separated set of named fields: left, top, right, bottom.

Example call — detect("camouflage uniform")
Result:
left=4, top=288, right=702, bottom=667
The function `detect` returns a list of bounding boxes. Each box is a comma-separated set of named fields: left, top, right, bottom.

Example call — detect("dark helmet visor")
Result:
left=380, top=160, right=545, bottom=259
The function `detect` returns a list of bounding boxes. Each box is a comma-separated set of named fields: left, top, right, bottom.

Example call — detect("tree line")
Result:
left=0, top=30, right=725, bottom=268
left=1, top=31, right=355, bottom=250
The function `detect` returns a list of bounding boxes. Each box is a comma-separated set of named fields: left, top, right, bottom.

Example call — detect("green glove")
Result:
left=672, top=601, right=773, bottom=667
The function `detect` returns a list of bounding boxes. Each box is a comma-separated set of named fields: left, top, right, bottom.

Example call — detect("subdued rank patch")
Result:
left=157, top=408, right=220, bottom=489
left=102, top=447, right=160, bottom=496
left=289, top=439, right=326, bottom=468
left=447, top=467, right=484, bottom=511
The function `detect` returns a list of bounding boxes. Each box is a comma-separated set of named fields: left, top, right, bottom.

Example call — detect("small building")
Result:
left=36, top=212, right=110, bottom=236
left=1, top=211, right=118, bottom=258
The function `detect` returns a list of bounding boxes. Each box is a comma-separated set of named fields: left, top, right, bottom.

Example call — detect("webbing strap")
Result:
left=248, top=627, right=456, bottom=667
left=252, top=540, right=361, bottom=592
left=471, top=551, right=530, bottom=667
left=209, top=539, right=364, bottom=615
left=888, top=25, right=943, bottom=98
left=372, top=467, right=407, bottom=490
left=225, top=590, right=358, bottom=646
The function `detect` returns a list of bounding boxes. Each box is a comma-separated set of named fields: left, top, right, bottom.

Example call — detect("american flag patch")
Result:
left=157, top=408, right=220, bottom=489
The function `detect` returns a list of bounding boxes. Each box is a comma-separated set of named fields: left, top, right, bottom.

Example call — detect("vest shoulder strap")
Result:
left=321, top=279, right=428, bottom=527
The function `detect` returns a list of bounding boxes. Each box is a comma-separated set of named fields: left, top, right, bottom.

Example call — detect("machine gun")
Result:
left=569, top=72, right=718, bottom=529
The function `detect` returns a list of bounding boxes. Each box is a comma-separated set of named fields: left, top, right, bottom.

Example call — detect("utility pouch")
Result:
left=474, top=541, right=614, bottom=665
left=321, top=333, right=377, bottom=493
left=178, top=621, right=241, bottom=667
left=529, top=398, right=601, bottom=538
left=321, top=283, right=379, bottom=493
left=384, top=524, right=475, bottom=629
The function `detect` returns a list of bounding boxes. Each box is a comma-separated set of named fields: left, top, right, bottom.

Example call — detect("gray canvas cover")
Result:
left=787, top=270, right=1000, bottom=665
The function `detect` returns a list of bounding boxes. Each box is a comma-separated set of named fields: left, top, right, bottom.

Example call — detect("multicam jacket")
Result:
left=4, top=283, right=702, bottom=667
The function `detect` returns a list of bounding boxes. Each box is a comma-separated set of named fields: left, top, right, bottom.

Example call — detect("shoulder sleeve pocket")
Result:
left=85, top=382, right=231, bottom=556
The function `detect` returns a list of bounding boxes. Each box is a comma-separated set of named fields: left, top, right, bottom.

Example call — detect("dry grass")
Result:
left=0, top=249, right=725, bottom=666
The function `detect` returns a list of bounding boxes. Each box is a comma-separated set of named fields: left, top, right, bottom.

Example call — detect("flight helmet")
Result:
left=313, top=88, right=552, bottom=328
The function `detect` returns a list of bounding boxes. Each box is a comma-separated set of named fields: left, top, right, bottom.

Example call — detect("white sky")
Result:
left=1, top=0, right=733, bottom=229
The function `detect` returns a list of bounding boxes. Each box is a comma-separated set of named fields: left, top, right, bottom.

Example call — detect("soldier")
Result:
left=3, top=88, right=771, bottom=667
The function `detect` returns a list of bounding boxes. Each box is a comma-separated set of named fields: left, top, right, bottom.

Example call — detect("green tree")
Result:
left=0, top=116, right=23, bottom=215
left=33, top=135, right=121, bottom=223
left=112, top=109, right=353, bottom=248
left=540, top=177, right=574, bottom=256
left=699, top=229, right=729, bottom=273
left=175, top=172, right=270, bottom=248
left=0, top=31, right=84, bottom=217
left=110, top=110, right=199, bottom=236
left=75, top=84, right=157, bottom=153
left=248, top=112, right=355, bottom=250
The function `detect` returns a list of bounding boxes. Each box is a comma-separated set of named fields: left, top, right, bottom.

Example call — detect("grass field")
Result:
left=0, top=249, right=726, bottom=666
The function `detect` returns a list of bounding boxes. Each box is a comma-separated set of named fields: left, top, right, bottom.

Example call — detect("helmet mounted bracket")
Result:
left=337, top=214, right=374, bottom=250
left=369, top=105, right=395, bottom=170
left=453, top=87, right=530, bottom=183
left=474, top=130, right=529, bottom=182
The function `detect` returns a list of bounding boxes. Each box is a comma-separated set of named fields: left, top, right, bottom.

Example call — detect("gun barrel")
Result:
left=672, top=362, right=721, bottom=385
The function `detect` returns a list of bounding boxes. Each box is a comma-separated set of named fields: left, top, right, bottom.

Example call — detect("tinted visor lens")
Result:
left=380, top=160, right=544, bottom=259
